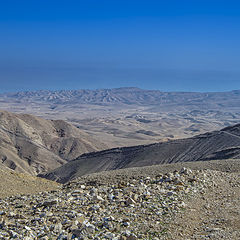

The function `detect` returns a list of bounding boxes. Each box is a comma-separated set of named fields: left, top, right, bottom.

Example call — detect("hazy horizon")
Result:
left=1, top=86, right=240, bottom=95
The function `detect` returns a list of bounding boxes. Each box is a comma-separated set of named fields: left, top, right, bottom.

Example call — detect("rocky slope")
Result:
left=0, top=110, right=107, bottom=175
left=39, top=124, right=240, bottom=183
left=0, top=162, right=239, bottom=239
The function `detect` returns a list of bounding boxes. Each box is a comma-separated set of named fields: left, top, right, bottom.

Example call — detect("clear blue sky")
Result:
left=0, top=0, right=240, bottom=92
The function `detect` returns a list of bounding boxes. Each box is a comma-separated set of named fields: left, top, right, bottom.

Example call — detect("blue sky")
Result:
left=0, top=0, right=240, bottom=92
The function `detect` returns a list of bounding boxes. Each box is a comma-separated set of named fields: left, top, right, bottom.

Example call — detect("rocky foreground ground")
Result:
left=0, top=163, right=239, bottom=240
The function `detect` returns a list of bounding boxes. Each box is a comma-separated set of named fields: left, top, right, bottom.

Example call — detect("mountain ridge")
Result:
left=39, top=123, right=240, bottom=183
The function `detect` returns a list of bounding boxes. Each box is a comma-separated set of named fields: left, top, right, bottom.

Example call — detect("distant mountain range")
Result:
left=39, top=123, right=240, bottom=183
left=1, top=87, right=240, bottom=107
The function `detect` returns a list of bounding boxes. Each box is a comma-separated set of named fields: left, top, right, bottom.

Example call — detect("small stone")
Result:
left=180, top=167, right=192, bottom=175
left=93, top=195, right=104, bottom=201
left=120, top=236, right=127, bottom=240
left=9, top=211, right=15, bottom=217
left=71, top=190, right=83, bottom=196
left=25, top=226, right=31, bottom=231
left=85, top=222, right=95, bottom=234
left=132, top=194, right=138, bottom=201
left=76, top=216, right=85, bottom=225
left=167, top=191, right=174, bottom=196
left=123, top=221, right=130, bottom=227
left=125, top=197, right=136, bottom=206
left=41, top=199, right=58, bottom=207
left=104, top=232, right=115, bottom=239
left=126, top=236, right=138, bottom=240
left=72, top=229, right=82, bottom=237
left=54, top=222, right=63, bottom=233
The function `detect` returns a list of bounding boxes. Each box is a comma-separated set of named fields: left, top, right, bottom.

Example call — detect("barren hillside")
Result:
left=39, top=124, right=240, bottom=183
left=0, top=110, right=107, bottom=175
left=0, top=165, right=59, bottom=198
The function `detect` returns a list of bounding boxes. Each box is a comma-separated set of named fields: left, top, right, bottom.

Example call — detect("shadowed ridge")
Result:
left=39, top=123, right=240, bottom=183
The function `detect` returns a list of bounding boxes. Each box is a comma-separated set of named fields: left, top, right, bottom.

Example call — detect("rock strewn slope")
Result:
left=0, top=110, right=107, bottom=175
left=0, top=166, right=239, bottom=239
